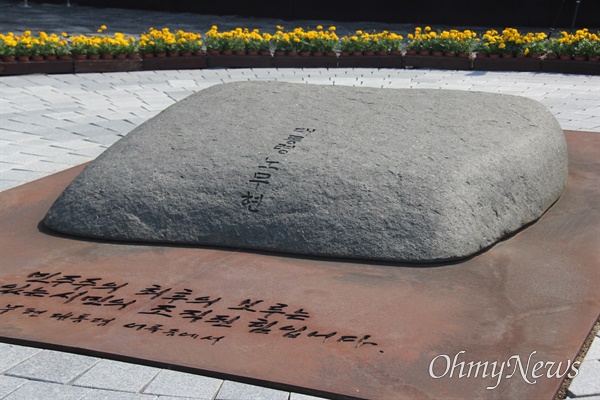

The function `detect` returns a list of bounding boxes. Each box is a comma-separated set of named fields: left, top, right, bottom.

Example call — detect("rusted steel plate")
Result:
left=0, top=131, right=598, bottom=399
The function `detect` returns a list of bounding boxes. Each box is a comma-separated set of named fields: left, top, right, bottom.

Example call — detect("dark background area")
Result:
left=34, top=0, right=599, bottom=29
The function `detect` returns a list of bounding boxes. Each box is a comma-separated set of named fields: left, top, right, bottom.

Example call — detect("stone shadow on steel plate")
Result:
left=35, top=212, right=551, bottom=270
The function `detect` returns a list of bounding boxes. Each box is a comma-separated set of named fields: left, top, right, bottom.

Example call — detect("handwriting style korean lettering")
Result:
left=0, top=284, right=31, bottom=296
left=258, top=157, right=280, bottom=170
left=162, top=289, right=193, bottom=304
left=280, top=325, right=308, bottom=338
left=93, top=281, right=128, bottom=293
left=205, top=315, right=240, bottom=328
left=259, top=303, right=288, bottom=318
left=179, top=309, right=213, bottom=323
left=228, top=299, right=264, bottom=312
left=241, top=192, right=264, bottom=212
left=91, top=317, right=115, bottom=326
left=294, top=128, right=316, bottom=134
left=249, top=172, right=272, bottom=188
left=307, top=330, right=338, bottom=342
left=50, top=312, right=74, bottom=321
left=135, top=285, right=172, bottom=299
left=0, top=304, right=24, bottom=314
left=71, top=278, right=102, bottom=290
left=3, top=270, right=383, bottom=352
left=274, top=143, right=295, bottom=154
left=25, top=271, right=62, bottom=283
left=241, top=128, right=316, bottom=213
left=285, top=309, right=310, bottom=321
left=49, top=290, right=89, bottom=304
left=23, top=287, right=50, bottom=297
left=70, top=313, right=91, bottom=323
left=138, top=305, right=176, bottom=318
left=49, top=275, right=83, bottom=287
left=186, top=295, right=222, bottom=308
left=201, top=335, right=225, bottom=345
left=248, top=318, right=278, bottom=334
left=23, top=308, right=47, bottom=317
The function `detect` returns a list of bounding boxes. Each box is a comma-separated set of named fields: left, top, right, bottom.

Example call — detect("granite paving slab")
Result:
left=567, top=361, right=600, bottom=397
left=142, top=369, right=222, bottom=399
left=0, top=131, right=598, bottom=399
left=0, top=343, right=41, bottom=373
left=5, top=349, right=99, bottom=384
left=72, top=359, right=160, bottom=392
left=0, top=375, right=28, bottom=398
left=3, top=380, right=91, bottom=400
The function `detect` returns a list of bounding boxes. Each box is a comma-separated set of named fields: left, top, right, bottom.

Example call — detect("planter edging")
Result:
left=1, top=55, right=597, bottom=75
left=404, top=54, right=472, bottom=70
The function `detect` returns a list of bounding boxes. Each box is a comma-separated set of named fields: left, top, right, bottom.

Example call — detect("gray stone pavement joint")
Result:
left=5, top=350, right=99, bottom=385
left=72, top=359, right=161, bottom=393
left=141, top=369, right=223, bottom=399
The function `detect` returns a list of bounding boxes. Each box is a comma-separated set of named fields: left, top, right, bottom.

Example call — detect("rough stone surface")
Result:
left=43, top=81, right=568, bottom=262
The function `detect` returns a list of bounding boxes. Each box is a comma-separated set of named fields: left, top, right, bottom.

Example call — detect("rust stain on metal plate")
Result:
left=0, top=131, right=598, bottom=399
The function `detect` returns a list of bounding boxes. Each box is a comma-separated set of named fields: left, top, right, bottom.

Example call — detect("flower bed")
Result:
left=271, top=25, right=338, bottom=56
left=205, top=26, right=271, bottom=55
left=1, top=25, right=598, bottom=75
left=406, top=26, right=476, bottom=56
left=545, top=29, right=600, bottom=61
left=339, top=30, right=403, bottom=56
left=474, top=28, right=547, bottom=58
left=139, top=27, right=203, bottom=57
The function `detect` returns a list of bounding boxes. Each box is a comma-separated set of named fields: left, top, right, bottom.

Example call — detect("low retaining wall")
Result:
left=1, top=54, right=598, bottom=75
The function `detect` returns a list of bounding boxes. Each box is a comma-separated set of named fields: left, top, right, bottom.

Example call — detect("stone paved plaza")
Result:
left=0, top=2, right=599, bottom=399
left=2, top=67, right=599, bottom=192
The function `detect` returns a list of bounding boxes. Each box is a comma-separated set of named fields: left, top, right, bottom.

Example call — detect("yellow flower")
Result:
left=317, top=25, right=323, bottom=30
left=101, top=25, right=107, bottom=30
left=425, top=26, right=431, bottom=32
left=329, top=26, right=336, bottom=31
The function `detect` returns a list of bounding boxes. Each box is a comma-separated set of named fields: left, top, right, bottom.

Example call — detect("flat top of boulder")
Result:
left=44, top=81, right=568, bottom=263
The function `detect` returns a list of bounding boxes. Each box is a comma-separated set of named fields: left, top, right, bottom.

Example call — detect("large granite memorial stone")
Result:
left=43, top=81, right=568, bottom=262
